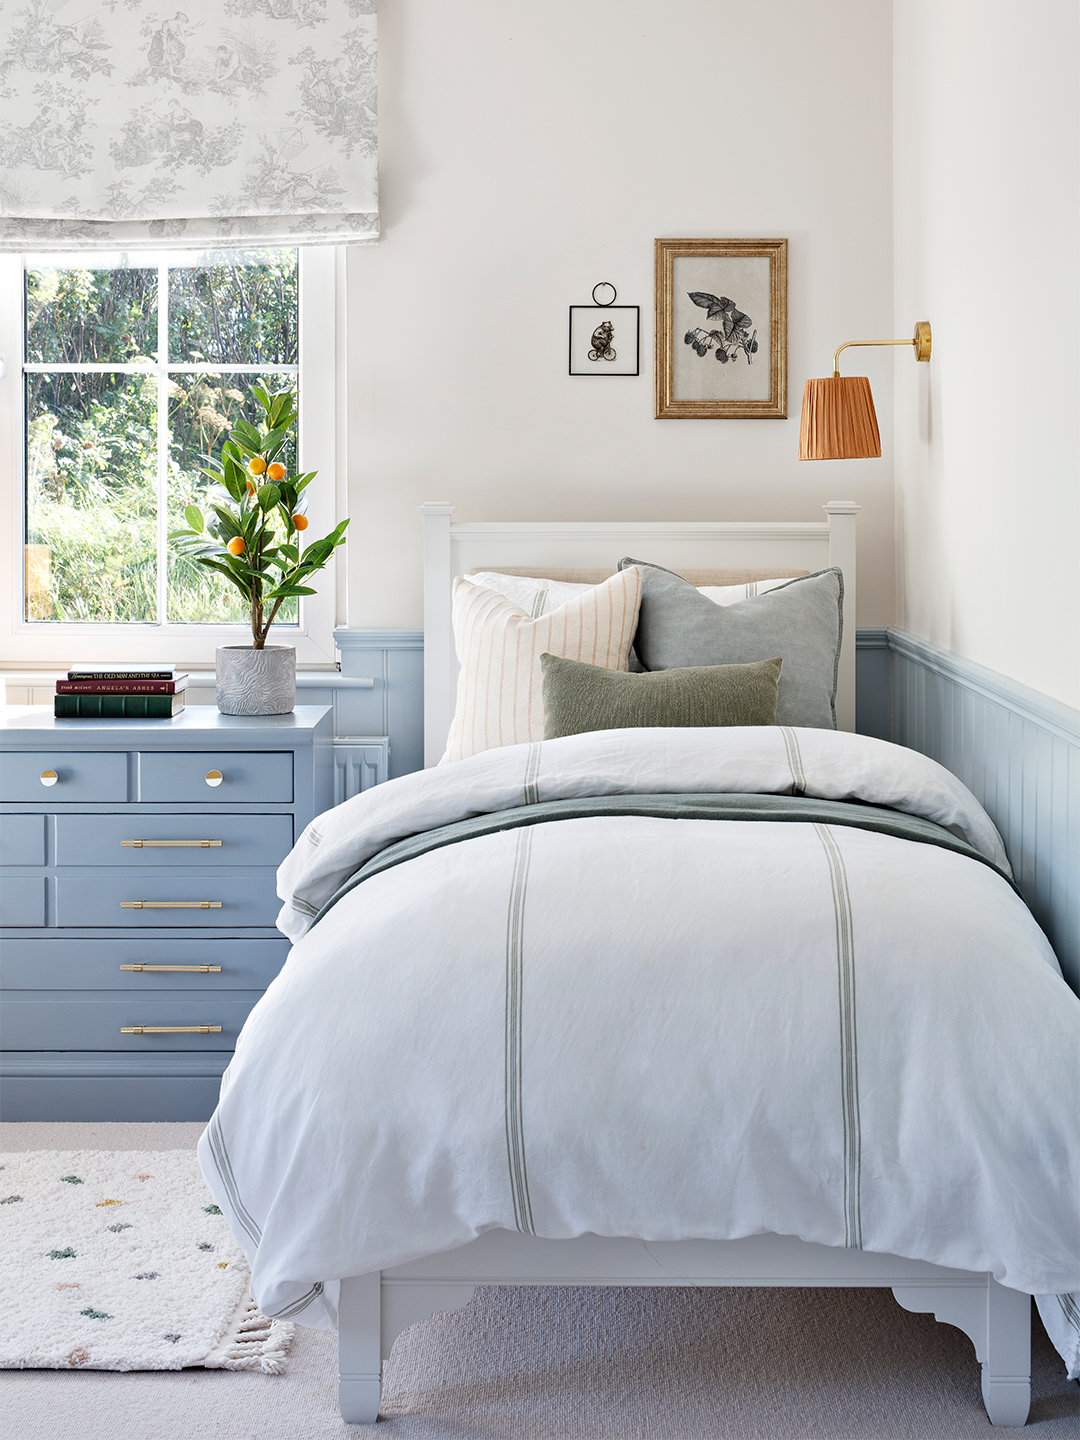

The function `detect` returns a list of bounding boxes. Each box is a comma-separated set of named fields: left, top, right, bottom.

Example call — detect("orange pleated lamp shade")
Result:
left=798, top=375, right=881, bottom=460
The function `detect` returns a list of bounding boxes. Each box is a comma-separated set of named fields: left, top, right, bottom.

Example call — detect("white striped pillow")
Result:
left=440, top=568, right=643, bottom=764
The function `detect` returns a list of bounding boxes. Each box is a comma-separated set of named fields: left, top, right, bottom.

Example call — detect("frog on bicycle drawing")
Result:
left=684, top=291, right=758, bottom=365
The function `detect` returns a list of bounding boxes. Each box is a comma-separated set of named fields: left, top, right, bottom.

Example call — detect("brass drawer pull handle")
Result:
left=122, top=839, right=222, bottom=849
left=121, top=900, right=223, bottom=910
left=205, top=770, right=223, bottom=787
left=120, top=964, right=222, bottom=973
left=40, top=769, right=58, bottom=786
left=120, top=1025, right=223, bottom=1035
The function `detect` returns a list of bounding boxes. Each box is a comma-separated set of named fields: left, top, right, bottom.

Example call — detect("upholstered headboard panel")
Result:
left=469, top=566, right=810, bottom=585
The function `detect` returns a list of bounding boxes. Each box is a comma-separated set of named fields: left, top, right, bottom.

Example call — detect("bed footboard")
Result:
left=337, top=1233, right=1031, bottom=1427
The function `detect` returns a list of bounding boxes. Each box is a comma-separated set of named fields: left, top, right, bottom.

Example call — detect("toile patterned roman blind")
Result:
left=0, top=0, right=378, bottom=251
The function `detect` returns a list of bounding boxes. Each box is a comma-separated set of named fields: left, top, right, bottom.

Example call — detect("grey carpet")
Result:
left=2, top=1123, right=1078, bottom=1439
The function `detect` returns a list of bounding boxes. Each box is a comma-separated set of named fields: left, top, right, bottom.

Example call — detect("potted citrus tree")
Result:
left=170, top=385, right=348, bottom=715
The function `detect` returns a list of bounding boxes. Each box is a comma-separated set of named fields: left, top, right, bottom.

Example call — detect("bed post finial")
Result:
left=421, top=504, right=457, bottom=767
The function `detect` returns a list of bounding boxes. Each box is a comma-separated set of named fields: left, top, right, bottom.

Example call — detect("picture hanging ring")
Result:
left=591, top=283, right=617, bottom=306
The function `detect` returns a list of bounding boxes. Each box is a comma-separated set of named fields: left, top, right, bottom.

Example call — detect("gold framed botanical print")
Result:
left=654, top=238, right=788, bottom=419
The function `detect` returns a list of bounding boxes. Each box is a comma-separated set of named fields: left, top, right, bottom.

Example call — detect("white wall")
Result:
left=893, top=0, right=1080, bottom=708
left=345, top=0, right=895, bottom=629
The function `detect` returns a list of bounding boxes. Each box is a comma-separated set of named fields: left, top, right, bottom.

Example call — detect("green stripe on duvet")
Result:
left=815, top=823, right=863, bottom=1249
left=505, top=828, right=537, bottom=1234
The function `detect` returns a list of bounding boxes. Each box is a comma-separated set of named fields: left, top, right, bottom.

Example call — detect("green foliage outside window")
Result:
left=23, top=249, right=301, bottom=627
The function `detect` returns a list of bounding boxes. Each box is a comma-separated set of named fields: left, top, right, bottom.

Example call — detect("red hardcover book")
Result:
left=55, top=677, right=188, bottom=695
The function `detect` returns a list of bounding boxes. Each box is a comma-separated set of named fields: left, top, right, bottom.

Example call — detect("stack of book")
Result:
left=54, top=665, right=188, bottom=719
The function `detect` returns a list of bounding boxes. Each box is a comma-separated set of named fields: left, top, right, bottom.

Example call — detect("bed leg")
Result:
left=981, top=1279, right=1032, bottom=1428
left=338, top=1272, right=382, bottom=1425
left=892, top=1277, right=1030, bottom=1427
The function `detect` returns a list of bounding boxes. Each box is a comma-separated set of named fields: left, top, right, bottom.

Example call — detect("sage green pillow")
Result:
left=540, top=652, right=782, bottom=739
left=617, top=558, right=843, bottom=728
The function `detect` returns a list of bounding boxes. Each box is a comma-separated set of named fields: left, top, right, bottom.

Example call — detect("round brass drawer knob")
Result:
left=205, top=770, right=223, bottom=787
left=40, top=769, right=58, bottom=786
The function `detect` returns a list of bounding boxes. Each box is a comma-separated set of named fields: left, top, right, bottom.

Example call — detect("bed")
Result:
left=199, top=502, right=1079, bottom=1428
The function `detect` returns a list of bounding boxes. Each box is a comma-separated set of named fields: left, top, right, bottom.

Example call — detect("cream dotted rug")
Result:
left=0, top=1149, right=293, bottom=1373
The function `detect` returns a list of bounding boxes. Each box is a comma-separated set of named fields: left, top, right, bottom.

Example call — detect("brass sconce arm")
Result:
left=832, top=321, right=932, bottom=378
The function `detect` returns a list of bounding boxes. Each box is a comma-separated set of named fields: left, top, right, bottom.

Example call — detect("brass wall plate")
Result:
left=913, top=320, right=932, bottom=362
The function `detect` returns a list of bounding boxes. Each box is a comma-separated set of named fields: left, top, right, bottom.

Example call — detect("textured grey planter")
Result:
left=216, top=645, right=296, bottom=715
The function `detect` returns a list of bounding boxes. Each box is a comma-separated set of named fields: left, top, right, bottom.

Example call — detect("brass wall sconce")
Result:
left=798, top=321, right=932, bottom=460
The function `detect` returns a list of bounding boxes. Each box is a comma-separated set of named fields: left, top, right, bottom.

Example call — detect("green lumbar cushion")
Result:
left=540, top=652, right=782, bottom=739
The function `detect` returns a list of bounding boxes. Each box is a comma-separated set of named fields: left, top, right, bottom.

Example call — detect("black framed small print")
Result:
left=568, top=305, right=640, bottom=376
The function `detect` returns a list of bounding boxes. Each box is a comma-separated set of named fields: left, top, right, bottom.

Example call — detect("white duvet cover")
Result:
left=199, top=728, right=1080, bottom=1374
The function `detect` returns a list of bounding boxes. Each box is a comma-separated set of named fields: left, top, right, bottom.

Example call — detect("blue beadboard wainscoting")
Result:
left=887, top=630, right=1079, bottom=995
left=332, top=627, right=424, bottom=780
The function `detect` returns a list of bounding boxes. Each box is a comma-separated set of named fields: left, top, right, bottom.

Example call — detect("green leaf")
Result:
left=196, top=558, right=256, bottom=596
left=232, top=417, right=263, bottom=444
left=256, top=483, right=280, bottom=512
left=210, top=504, right=243, bottom=540
left=250, top=385, right=271, bottom=413
left=184, top=504, right=204, bottom=532
left=267, top=584, right=318, bottom=598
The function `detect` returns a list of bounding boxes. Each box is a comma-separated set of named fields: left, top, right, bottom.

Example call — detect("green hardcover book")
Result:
left=53, top=693, right=186, bottom=719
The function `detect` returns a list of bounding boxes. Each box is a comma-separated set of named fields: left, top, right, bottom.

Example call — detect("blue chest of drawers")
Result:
left=0, top=705, right=334, bottom=1121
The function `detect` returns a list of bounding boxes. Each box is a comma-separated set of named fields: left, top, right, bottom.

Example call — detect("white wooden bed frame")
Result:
left=336, top=501, right=1032, bottom=1428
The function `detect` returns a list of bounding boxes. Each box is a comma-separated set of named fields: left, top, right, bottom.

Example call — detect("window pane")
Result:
left=26, top=266, right=157, bottom=364
left=169, top=250, right=298, bottom=365
left=25, top=372, right=157, bottom=622
left=167, top=372, right=298, bottom=625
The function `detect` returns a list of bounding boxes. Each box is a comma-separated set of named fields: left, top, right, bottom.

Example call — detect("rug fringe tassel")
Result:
left=202, top=1296, right=296, bottom=1375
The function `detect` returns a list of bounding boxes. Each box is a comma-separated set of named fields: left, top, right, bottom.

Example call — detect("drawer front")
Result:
left=56, top=872, right=280, bottom=928
left=0, top=877, right=45, bottom=927
left=139, top=751, right=292, bottom=803
left=0, top=751, right=128, bottom=803
left=0, top=937, right=290, bottom=991
left=56, top=813, right=294, bottom=867
left=1, top=815, right=45, bottom=865
left=1, top=993, right=263, bottom=1051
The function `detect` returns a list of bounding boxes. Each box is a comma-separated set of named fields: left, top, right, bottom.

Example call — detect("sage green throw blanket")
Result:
left=313, top=791, right=1016, bottom=926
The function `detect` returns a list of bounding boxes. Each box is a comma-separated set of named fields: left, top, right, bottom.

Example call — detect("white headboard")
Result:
left=421, top=502, right=860, bottom=766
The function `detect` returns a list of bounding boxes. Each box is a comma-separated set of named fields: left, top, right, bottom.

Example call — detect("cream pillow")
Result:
left=697, top=578, right=798, bottom=605
left=441, top=568, right=643, bottom=764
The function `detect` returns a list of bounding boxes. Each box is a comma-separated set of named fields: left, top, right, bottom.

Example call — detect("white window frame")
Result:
left=0, top=245, right=344, bottom=669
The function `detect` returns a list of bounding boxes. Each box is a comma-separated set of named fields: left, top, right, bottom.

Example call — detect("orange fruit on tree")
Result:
left=226, top=536, right=246, bottom=556
left=248, top=457, right=267, bottom=475
left=266, top=462, right=286, bottom=481
left=292, top=513, right=309, bottom=531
